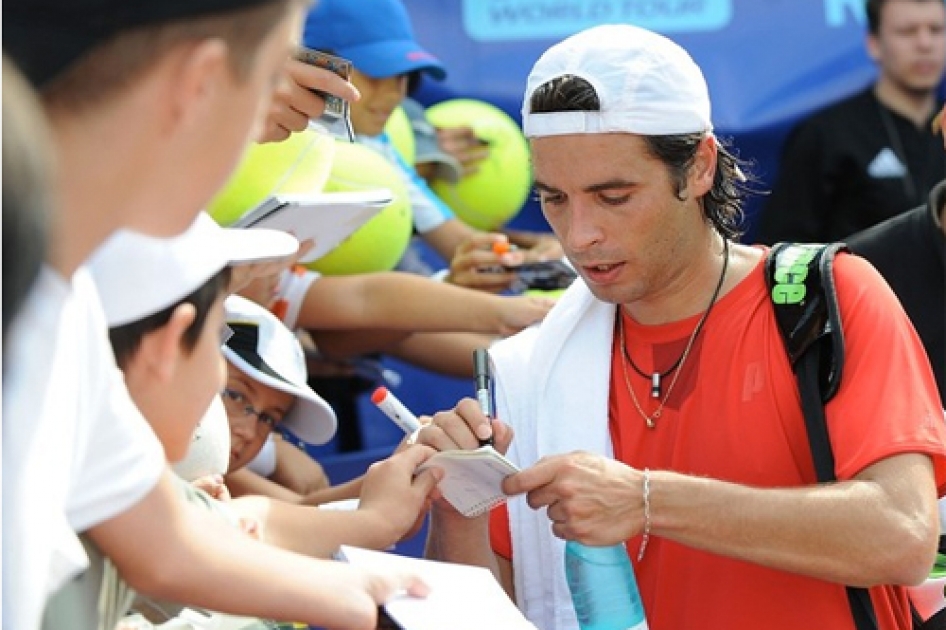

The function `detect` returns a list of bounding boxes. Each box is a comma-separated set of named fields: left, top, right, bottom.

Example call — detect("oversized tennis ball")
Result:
left=384, top=105, right=416, bottom=166
left=425, top=99, right=532, bottom=231
left=207, top=128, right=336, bottom=225
left=524, top=288, right=567, bottom=300
left=305, top=141, right=413, bottom=275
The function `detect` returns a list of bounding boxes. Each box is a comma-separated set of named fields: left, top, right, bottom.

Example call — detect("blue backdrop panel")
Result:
left=402, top=0, right=885, bottom=240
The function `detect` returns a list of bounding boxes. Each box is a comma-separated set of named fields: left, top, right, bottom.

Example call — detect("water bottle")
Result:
left=564, top=540, right=648, bottom=630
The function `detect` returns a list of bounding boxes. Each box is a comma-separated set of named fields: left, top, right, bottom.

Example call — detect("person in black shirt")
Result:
left=759, top=0, right=946, bottom=244
left=847, top=106, right=945, bottom=405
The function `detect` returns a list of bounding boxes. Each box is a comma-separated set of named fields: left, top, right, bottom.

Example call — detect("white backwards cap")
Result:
left=223, top=295, right=337, bottom=445
left=522, top=24, right=712, bottom=138
left=90, top=212, right=298, bottom=328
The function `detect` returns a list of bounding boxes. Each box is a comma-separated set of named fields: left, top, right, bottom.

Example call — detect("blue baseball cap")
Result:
left=302, top=0, right=446, bottom=81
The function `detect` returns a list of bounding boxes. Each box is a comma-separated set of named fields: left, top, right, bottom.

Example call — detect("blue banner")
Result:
left=463, top=0, right=734, bottom=41
left=403, top=0, right=900, bottom=239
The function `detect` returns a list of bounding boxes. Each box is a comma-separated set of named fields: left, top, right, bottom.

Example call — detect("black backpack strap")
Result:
left=767, top=242, right=881, bottom=630
left=765, top=242, right=849, bottom=405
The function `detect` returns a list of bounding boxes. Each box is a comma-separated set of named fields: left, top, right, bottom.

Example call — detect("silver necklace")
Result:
left=617, top=240, right=729, bottom=428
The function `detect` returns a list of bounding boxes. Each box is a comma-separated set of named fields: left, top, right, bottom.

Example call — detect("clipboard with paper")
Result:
left=231, top=189, right=393, bottom=264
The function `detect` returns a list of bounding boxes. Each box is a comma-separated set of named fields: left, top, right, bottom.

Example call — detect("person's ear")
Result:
left=689, top=134, right=718, bottom=197
left=160, top=38, right=230, bottom=135
left=138, top=303, right=197, bottom=383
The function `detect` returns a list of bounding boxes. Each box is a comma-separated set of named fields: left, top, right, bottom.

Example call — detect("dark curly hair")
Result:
left=527, top=74, right=757, bottom=241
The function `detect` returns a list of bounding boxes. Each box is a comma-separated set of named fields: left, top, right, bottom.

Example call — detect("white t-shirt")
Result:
left=2, top=266, right=166, bottom=630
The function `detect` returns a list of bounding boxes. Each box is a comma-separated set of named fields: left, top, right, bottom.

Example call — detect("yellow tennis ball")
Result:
left=207, top=129, right=336, bottom=225
left=384, top=105, right=416, bottom=166
left=425, top=99, right=532, bottom=231
left=305, top=141, right=413, bottom=275
left=524, top=288, right=567, bottom=300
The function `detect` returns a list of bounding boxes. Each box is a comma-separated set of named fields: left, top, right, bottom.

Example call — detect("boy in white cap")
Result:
left=71, top=214, right=443, bottom=628
left=417, top=24, right=946, bottom=630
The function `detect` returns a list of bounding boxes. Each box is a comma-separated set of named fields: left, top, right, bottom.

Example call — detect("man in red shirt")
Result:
left=415, top=23, right=946, bottom=630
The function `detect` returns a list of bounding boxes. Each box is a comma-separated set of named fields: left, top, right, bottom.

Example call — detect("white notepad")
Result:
left=231, top=189, right=392, bottom=263
left=416, top=446, right=520, bottom=517
left=337, top=545, right=536, bottom=630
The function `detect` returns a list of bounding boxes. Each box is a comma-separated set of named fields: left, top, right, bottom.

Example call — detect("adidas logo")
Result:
left=867, top=148, right=907, bottom=178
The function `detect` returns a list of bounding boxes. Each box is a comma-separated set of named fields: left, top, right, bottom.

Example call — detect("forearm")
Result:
left=422, top=220, right=476, bottom=264
left=90, top=472, right=381, bottom=628
left=270, top=436, right=330, bottom=495
left=309, top=328, right=410, bottom=360
left=302, top=476, right=364, bottom=506
left=387, top=332, right=494, bottom=378
left=226, top=467, right=304, bottom=503
left=649, top=454, right=938, bottom=586
left=425, top=508, right=501, bottom=576
left=232, top=495, right=403, bottom=558
left=355, top=274, right=510, bottom=333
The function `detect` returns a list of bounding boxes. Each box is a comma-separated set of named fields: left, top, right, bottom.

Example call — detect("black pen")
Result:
left=473, top=348, right=494, bottom=447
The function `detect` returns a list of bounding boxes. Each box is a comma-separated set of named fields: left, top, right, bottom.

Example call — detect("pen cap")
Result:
left=371, top=386, right=390, bottom=405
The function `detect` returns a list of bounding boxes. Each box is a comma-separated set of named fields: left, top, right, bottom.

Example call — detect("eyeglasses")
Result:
left=221, top=388, right=281, bottom=429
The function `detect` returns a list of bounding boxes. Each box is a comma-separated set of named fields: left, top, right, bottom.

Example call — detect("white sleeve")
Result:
left=65, top=269, right=166, bottom=533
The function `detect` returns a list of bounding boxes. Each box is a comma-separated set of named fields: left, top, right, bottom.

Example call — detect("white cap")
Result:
left=89, top=212, right=299, bottom=327
left=522, top=24, right=712, bottom=138
left=222, top=295, right=337, bottom=445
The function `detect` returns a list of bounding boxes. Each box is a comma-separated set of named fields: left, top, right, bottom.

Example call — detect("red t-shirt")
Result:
left=490, top=253, right=946, bottom=630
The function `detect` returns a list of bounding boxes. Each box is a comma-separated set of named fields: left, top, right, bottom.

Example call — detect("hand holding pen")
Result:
left=447, top=233, right=522, bottom=292
left=373, top=364, right=501, bottom=451
left=473, top=348, right=495, bottom=447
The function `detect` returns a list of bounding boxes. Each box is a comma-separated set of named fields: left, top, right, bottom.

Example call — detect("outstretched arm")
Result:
left=89, top=469, right=428, bottom=629
left=297, top=272, right=552, bottom=335
left=229, top=446, right=442, bottom=558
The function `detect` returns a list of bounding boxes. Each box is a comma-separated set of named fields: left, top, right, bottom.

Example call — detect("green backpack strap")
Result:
left=764, top=241, right=849, bottom=407
left=765, top=242, right=882, bottom=630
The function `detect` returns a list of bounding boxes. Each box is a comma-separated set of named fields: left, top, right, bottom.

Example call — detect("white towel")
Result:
left=491, top=280, right=616, bottom=630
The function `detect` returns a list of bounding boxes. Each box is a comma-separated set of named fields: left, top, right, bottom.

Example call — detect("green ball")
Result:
left=524, top=288, right=567, bottom=300
left=207, top=129, right=336, bottom=225
left=425, top=99, right=532, bottom=231
left=384, top=105, right=416, bottom=166
left=306, top=141, right=413, bottom=275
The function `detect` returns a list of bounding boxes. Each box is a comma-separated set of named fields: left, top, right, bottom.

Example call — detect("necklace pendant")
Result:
left=650, top=373, right=661, bottom=398
left=645, top=415, right=657, bottom=429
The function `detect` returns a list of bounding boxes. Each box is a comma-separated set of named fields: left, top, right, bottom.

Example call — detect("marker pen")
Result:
left=371, top=386, right=421, bottom=434
left=473, top=348, right=495, bottom=447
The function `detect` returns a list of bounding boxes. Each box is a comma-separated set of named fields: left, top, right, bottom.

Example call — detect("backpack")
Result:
left=764, top=242, right=934, bottom=630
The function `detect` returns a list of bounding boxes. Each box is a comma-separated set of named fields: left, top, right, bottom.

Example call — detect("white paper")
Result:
left=338, top=546, right=536, bottom=630
left=231, top=189, right=392, bottom=263
left=415, top=446, right=520, bottom=517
